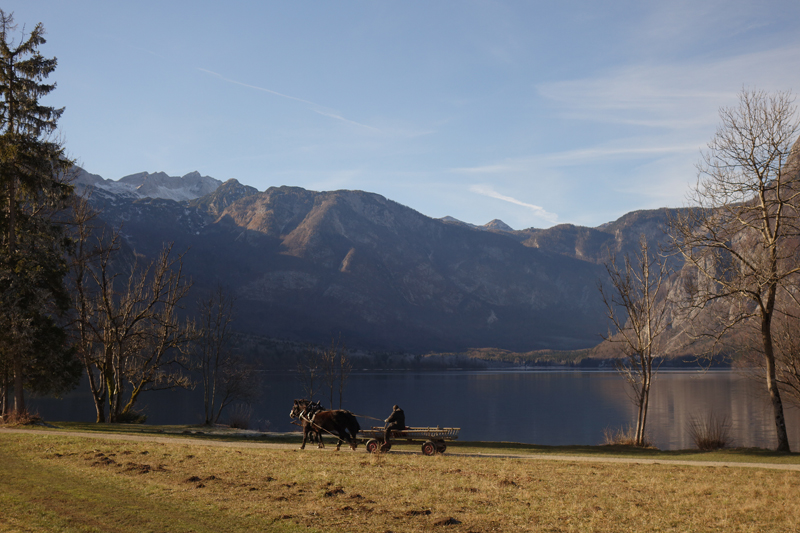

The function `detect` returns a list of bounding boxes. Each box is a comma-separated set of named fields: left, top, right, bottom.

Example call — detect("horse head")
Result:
left=289, top=399, right=309, bottom=419
left=290, top=399, right=325, bottom=420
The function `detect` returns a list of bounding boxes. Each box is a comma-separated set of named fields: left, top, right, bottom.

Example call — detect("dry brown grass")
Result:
left=0, top=409, right=43, bottom=426
left=602, top=425, right=653, bottom=448
left=226, top=404, right=254, bottom=429
left=2, top=432, right=800, bottom=532
left=687, top=412, right=732, bottom=451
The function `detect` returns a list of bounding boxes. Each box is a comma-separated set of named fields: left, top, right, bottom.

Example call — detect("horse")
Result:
left=289, top=399, right=361, bottom=451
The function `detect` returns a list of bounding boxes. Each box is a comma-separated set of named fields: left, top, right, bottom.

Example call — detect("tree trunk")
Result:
left=121, top=382, right=145, bottom=417
left=203, top=355, right=216, bottom=425
left=639, top=378, right=651, bottom=447
left=766, top=361, right=790, bottom=452
left=94, top=394, right=106, bottom=423
left=763, top=318, right=791, bottom=452
left=85, top=367, right=106, bottom=423
left=763, top=279, right=791, bottom=453
left=2, top=364, right=9, bottom=419
left=13, top=349, right=25, bottom=416
left=7, top=176, right=25, bottom=417
left=634, top=393, right=645, bottom=446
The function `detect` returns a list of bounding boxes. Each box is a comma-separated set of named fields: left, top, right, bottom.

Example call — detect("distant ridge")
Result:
left=75, top=166, right=697, bottom=355
left=73, top=168, right=222, bottom=202
left=439, top=216, right=515, bottom=232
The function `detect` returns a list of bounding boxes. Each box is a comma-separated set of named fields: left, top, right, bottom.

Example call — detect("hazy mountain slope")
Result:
left=212, top=187, right=608, bottom=351
left=79, top=168, right=704, bottom=354
left=512, top=208, right=693, bottom=280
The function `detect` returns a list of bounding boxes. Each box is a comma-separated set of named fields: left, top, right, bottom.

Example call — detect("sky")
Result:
left=5, top=1, right=800, bottom=230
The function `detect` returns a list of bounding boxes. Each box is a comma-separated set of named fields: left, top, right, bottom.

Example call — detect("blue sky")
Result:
left=6, top=1, right=800, bottom=229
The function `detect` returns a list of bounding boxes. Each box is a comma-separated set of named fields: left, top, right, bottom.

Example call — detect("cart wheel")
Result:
left=435, top=441, right=447, bottom=453
left=380, top=440, right=392, bottom=452
left=421, top=440, right=437, bottom=456
left=366, top=439, right=380, bottom=454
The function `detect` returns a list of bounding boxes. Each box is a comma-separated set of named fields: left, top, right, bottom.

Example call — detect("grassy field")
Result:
left=2, top=427, right=800, bottom=532
left=30, top=421, right=800, bottom=465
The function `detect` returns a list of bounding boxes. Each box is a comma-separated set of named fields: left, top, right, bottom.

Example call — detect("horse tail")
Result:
left=348, top=411, right=360, bottom=437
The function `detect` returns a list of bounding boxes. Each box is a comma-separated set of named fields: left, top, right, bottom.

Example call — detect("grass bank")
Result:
left=27, top=421, right=800, bottom=465
left=2, top=428, right=800, bottom=532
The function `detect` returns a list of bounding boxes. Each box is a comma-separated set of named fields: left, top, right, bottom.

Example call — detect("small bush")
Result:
left=115, top=410, right=147, bottom=424
left=687, top=412, right=731, bottom=451
left=254, top=418, right=271, bottom=432
left=227, top=404, right=253, bottom=430
left=602, top=425, right=652, bottom=447
left=1, top=409, right=42, bottom=426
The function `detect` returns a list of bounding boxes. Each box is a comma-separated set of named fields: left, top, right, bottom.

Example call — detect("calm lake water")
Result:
left=29, top=370, right=800, bottom=451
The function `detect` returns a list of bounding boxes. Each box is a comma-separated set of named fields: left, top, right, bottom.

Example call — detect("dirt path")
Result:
left=3, top=427, right=800, bottom=472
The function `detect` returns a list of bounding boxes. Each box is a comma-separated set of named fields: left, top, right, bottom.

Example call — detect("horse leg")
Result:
left=347, top=418, right=359, bottom=450
left=300, top=426, right=308, bottom=450
left=339, top=429, right=354, bottom=450
left=317, top=430, right=325, bottom=449
left=336, top=429, right=352, bottom=451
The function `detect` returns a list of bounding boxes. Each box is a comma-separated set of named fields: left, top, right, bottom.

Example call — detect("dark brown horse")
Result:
left=289, top=399, right=360, bottom=451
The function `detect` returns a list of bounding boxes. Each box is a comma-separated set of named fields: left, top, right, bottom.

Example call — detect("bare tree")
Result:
left=189, top=285, right=256, bottom=425
left=296, top=344, right=322, bottom=402
left=773, top=316, right=800, bottom=406
left=669, top=88, right=800, bottom=452
left=64, top=193, right=111, bottom=422
left=321, top=336, right=352, bottom=409
left=336, top=343, right=352, bottom=410
left=740, top=294, right=800, bottom=408
left=118, top=258, right=193, bottom=417
left=70, top=227, right=194, bottom=423
left=599, top=235, right=671, bottom=447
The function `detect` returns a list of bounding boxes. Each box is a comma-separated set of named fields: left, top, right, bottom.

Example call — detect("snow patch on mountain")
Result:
left=73, top=168, right=222, bottom=202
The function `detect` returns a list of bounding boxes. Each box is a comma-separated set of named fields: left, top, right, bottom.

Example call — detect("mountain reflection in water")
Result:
left=28, top=370, right=800, bottom=451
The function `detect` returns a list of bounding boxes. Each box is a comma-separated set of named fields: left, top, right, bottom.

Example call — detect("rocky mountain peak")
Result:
left=440, top=217, right=515, bottom=233
left=72, top=168, right=222, bottom=202
left=190, top=178, right=259, bottom=217
left=483, top=219, right=514, bottom=232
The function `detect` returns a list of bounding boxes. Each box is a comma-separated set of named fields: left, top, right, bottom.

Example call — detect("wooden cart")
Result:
left=360, top=426, right=460, bottom=455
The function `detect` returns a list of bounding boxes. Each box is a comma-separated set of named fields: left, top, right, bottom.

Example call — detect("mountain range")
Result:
left=72, top=169, right=683, bottom=355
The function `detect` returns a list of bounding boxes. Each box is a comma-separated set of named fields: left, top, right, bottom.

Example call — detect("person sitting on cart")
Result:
left=383, top=404, right=406, bottom=445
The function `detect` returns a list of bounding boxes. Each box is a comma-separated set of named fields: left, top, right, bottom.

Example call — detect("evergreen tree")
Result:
left=0, top=10, right=76, bottom=418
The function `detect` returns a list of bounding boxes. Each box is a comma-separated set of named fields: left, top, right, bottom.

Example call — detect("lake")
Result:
left=28, top=369, right=800, bottom=451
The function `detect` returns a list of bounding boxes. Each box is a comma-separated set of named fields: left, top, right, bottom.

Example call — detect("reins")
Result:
left=349, top=412, right=383, bottom=423
left=295, top=404, right=384, bottom=424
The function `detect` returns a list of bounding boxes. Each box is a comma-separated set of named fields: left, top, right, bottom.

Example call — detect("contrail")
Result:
left=197, top=68, right=322, bottom=106
left=470, top=184, right=558, bottom=224
left=198, top=68, right=378, bottom=131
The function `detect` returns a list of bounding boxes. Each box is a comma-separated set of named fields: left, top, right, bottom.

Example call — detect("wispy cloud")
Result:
left=197, top=68, right=380, bottom=132
left=452, top=142, right=702, bottom=174
left=469, top=184, right=558, bottom=224
left=536, top=45, right=800, bottom=130
left=450, top=46, right=800, bottom=179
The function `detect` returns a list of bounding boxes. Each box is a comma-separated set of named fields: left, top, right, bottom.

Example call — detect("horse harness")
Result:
left=298, top=404, right=342, bottom=440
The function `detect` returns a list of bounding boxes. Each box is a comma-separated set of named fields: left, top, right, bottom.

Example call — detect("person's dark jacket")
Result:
left=385, top=407, right=405, bottom=430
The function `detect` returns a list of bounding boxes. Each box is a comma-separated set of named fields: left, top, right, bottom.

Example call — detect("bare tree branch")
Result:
left=668, top=88, right=800, bottom=452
